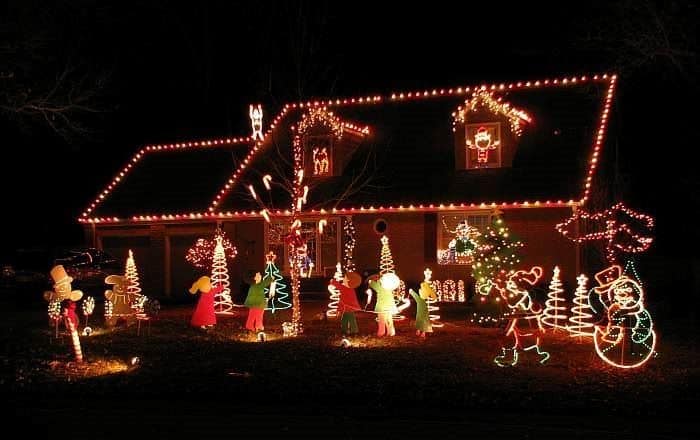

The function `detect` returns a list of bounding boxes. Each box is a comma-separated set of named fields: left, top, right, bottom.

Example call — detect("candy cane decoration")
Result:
left=262, top=174, right=272, bottom=190
left=302, top=186, right=309, bottom=204
left=260, top=209, right=271, bottom=223
left=318, top=219, right=327, bottom=234
left=291, top=219, right=302, bottom=230
left=248, top=185, right=258, bottom=200
left=64, top=314, right=83, bottom=363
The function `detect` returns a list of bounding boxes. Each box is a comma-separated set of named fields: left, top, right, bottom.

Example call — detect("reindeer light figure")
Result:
left=494, top=266, right=550, bottom=367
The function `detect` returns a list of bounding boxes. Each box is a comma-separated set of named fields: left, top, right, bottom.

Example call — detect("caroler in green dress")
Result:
left=409, top=280, right=436, bottom=337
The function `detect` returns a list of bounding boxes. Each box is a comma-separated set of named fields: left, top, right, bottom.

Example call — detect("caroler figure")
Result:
left=189, top=276, right=223, bottom=329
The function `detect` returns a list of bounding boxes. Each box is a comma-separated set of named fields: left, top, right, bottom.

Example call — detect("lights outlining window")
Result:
left=437, top=212, right=490, bottom=265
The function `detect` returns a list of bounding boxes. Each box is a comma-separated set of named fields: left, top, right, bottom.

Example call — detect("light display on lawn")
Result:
left=263, top=252, right=291, bottom=313
left=63, top=301, right=83, bottom=363
left=494, top=267, right=549, bottom=367
left=104, top=274, right=135, bottom=326
left=125, top=250, right=144, bottom=311
left=377, top=235, right=410, bottom=318
left=249, top=104, right=263, bottom=141
left=556, top=202, right=654, bottom=264
left=186, top=228, right=238, bottom=269
left=326, top=263, right=343, bottom=318
left=542, top=267, right=568, bottom=331
left=422, top=268, right=443, bottom=328
left=430, top=279, right=466, bottom=303
left=44, top=265, right=83, bottom=337
left=472, top=214, right=523, bottom=292
left=343, top=217, right=357, bottom=272
left=82, top=296, right=95, bottom=330
left=590, top=265, right=656, bottom=369
left=189, top=276, right=222, bottom=328
left=568, top=274, right=595, bottom=338
left=211, top=236, right=234, bottom=315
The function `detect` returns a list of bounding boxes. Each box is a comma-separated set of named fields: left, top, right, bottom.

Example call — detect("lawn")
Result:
left=2, top=295, right=699, bottom=438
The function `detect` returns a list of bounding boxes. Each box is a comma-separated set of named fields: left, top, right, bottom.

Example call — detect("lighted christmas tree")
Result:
left=379, top=235, right=395, bottom=275
left=125, top=250, right=144, bottom=312
left=569, top=274, right=595, bottom=337
left=542, top=266, right=568, bottom=331
left=326, top=262, right=343, bottom=318
left=263, top=252, right=290, bottom=313
left=470, top=213, right=523, bottom=324
left=211, top=236, right=234, bottom=315
left=472, top=214, right=523, bottom=290
left=377, top=235, right=410, bottom=317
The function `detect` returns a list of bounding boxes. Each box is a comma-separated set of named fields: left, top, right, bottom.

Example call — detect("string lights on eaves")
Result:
left=79, top=73, right=616, bottom=224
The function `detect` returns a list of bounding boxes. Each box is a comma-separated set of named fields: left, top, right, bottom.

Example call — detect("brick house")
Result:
left=80, top=74, right=616, bottom=301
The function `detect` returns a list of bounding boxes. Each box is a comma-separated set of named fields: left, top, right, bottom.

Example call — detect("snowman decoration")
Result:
left=591, top=265, right=657, bottom=369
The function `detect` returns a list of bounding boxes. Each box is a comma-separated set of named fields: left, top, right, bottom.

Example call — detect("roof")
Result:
left=81, top=73, right=616, bottom=224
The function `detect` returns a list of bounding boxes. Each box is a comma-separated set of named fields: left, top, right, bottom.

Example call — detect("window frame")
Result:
left=264, top=216, right=342, bottom=276
left=436, top=210, right=492, bottom=266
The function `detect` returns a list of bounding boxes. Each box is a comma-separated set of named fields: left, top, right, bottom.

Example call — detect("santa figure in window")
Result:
left=467, top=126, right=500, bottom=165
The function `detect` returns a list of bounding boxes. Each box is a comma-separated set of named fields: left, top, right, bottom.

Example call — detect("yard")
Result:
left=3, top=296, right=699, bottom=438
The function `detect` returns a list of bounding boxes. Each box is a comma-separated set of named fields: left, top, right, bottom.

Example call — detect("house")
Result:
left=79, top=74, right=617, bottom=301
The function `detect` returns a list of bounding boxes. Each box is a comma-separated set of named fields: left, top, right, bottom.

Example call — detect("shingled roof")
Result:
left=81, top=74, right=616, bottom=224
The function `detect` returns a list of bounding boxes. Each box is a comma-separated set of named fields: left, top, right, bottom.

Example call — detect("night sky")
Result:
left=1, top=1, right=697, bottom=263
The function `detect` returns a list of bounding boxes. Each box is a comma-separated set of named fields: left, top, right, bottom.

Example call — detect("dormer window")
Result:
left=453, top=91, right=531, bottom=171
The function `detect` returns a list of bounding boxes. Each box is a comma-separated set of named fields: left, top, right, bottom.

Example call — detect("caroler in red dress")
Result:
left=189, top=276, right=223, bottom=328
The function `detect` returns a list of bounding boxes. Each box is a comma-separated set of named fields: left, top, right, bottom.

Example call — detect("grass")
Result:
left=2, top=296, right=699, bottom=438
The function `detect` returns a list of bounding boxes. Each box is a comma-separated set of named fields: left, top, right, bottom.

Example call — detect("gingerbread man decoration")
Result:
left=104, top=274, right=136, bottom=326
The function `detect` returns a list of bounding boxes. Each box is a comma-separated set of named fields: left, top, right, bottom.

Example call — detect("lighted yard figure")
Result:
left=43, top=266, right=83, bottom=362
left=590, top=265, right=657, bottom=369
left=569, top=274, right=595, bottom=337
left=409, top=269, right=438, bottom=338
left=312, top=147, right=329, bottom=175
left=369, top=272, right=400, bottom=337
left=556, top=202, right=654, bottom=264
left=243, top=271, right=275, bottom=332
left=104, top=274, right=136, bottom=327
left=44, top=265, right=83, bottom=336
left=328, top=271, right=363, bottom=335
left=422, top=268, right=442, bottom=328
left=210, top=235, right=234, bottom=314
left=542, top=266, right=568, bottom=331
left=326, top=262, right=343, bottom=318
left=494, top=267, right=550, bottom=367
left=82, top=296, right=95, bottom=332
left=467, top=126, right=500, bottom=165
left=263, top=252, right=291, bottom=313
left=189, top=276, right=223, bottom=329
left=249, top=104, right=263, bottom=141
left=125, top=250, right=144, bottom=313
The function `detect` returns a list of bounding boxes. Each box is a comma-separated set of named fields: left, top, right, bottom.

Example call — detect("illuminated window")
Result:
left=437, top=212, right=490, bottom=265
left=304, top=134, right=333, bottom=177
left=466, top=122, right=501, bottom=169
left=266, top=218, right=340, bottom=276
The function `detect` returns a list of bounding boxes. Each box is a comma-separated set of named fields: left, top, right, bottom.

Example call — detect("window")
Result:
left=437, top=212, right=490, bottom=265
left=304, top=134, right=333, bottom=177
left=266, top=218, right=340, bottom=276
left=466, top=122, right=501, bottom=169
